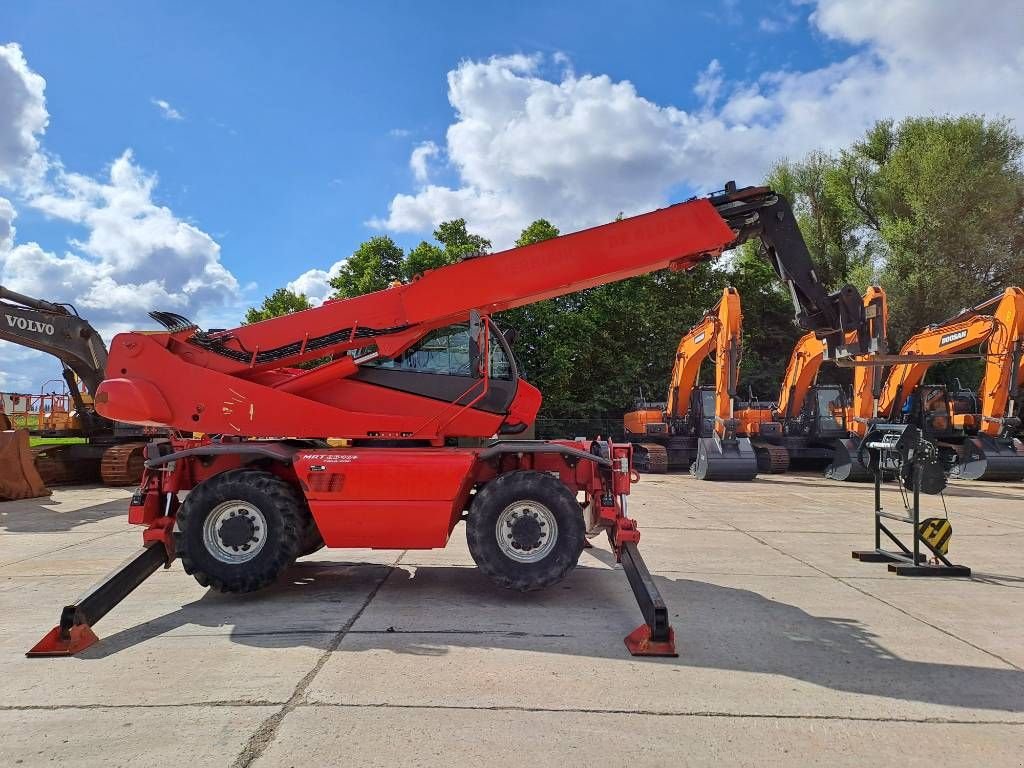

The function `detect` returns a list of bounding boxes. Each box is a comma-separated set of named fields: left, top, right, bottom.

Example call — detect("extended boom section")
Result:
left=32, top=183, right=872, bottom=659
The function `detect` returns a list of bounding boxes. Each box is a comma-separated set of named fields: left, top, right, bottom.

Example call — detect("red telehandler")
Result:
left=29, top=183, right=873, bottom=659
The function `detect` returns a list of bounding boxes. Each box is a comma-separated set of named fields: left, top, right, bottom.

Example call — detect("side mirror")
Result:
left=468, top=310, right=488, bottom=379
left=502, top=326, right=518, bottom=346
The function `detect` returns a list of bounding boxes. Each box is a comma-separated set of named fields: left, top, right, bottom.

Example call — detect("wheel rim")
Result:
left=495, top=501, right=558, bottom=563
left=202, top=500, right=268, bottom=564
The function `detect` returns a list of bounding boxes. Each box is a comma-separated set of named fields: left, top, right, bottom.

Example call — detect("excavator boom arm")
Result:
left=776, top=286, right=887, bottom=424
left=978, top=287, right=1024, bottom=437
left=665, top=313, right=718, bottom=418
left=0, top=286, right=108, bottom=397
left=879, top=315, right=996, bottom=419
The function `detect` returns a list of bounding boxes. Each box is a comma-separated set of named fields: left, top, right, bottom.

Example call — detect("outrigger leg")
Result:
left=27, top=542, right=170, bottom=657
left=619, top=540, right=677, bottom=656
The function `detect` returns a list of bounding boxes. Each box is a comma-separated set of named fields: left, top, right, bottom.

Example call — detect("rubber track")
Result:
left=638, top=443, right=669, bottom=474
left=100, top=443, right=147, bottom=486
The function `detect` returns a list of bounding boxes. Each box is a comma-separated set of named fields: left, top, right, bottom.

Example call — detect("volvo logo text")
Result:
left=5, top=315, right=55, bottom=335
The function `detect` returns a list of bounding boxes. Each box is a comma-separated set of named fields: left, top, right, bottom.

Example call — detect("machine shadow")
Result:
left=86, top=553, right=1024, bottom=713
left=0, top=493, right=129, bottom=533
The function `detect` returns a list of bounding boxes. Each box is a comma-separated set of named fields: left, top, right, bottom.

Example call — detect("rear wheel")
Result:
left=298, top=515, right=325, bottom=557
left=175, top=469, right=303, bottom=592
left=466, top=470, right=585, bottom=591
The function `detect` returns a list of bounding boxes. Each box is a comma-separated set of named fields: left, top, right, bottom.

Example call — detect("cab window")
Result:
left=368, top=324, right=512, bottom=380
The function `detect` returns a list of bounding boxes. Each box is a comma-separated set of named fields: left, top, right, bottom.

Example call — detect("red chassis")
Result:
left=30, top=184, right=867, bottom=658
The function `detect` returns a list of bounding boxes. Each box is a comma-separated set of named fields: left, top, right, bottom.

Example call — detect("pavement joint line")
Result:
left=0, top=700, right=283, bottom=711
left=291, top=701, right=1024, bottom=725
left=229, top=549, right=406, bottom=768
left=0, top=528, right=135, bottom=570
left=3, top=699, right=1023, bottom=726
left=728, top=523, right=1024, bottom=673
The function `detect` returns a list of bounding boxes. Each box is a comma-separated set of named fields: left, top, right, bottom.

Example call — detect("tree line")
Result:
left=245, top=115, right=1024, bottom=422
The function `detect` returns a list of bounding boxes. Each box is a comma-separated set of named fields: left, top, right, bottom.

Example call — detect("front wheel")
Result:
left=466, top=470, right=585, bottom=592
left=175, top=469, right=304, bottom=593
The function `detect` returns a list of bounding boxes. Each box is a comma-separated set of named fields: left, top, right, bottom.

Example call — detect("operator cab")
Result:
left=355, top=318, right=520, bottom=416
left=905, top=384, right=959, bottom=440
left=807, top=384, right=849, bottom=439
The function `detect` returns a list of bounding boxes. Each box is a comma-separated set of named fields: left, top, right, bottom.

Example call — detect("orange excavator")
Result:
left=829, top=287, right=1024, bottom=482
left=624, top=286, right=759, bottom=480
left=945, top=288, right=1024, bottom=480
left=736, top=286, right=888, bottom=475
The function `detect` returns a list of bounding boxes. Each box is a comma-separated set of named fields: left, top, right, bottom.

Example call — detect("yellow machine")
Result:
left=734, top=287, right=887, bottom=476
left=831, top=287, right=1024, bottom=482
left=624, top=287, right=758, bottom=480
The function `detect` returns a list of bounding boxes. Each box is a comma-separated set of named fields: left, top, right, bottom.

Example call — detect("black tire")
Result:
left=298, top=515, right=325, bottom=558
left=175, top=469, right=303, bottom=592
left=466, top=470, right=585, bottom=592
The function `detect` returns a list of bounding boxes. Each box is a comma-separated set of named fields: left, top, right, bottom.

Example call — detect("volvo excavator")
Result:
left=29, top=183, right=875, bottom=658
left=0, top=285, right=151, bottom=487
left=624, top=285, right=758, bottom=480
left=737, top=286, right=887, bottom=476
left=828, top=288, right=1024, bottom=482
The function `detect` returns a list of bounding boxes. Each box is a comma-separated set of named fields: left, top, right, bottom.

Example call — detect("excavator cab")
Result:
left=805, top=385, right=850, bottom=440
left=900, top=384, right=985, bottom=481
left=692, top=386, right=717, bottom=438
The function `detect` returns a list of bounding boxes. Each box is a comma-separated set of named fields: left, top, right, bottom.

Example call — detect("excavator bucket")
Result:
left=0, top=429, right=50, bottom=501
left=825, top=437, right=874, bottom=482
left=692, top=436, right=758, bottom=481
left=954, top=435, right=1024, bottom=482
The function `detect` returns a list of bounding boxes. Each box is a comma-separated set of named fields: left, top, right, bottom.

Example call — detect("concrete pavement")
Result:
left=1, top=474, right=1022, bottom=766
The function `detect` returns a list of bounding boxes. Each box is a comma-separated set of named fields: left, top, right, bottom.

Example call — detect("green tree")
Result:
left=515, top=219, right=560, bottom=247
left=774, top=116, right=1024, bottom=347
left=434, top=218, right=492, bottom=260
left=244, top=287, right=311, bottom=324
left=404, top=241, right=448, bottom=279
left=864, top=117, right=1024, bottom=344
left=765, top=152, right=875, bottom=291
left=329, top=236, right=405, bottom=298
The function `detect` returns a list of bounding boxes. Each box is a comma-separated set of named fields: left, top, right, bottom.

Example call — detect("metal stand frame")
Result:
left=851, top=456, right=970, bottom=577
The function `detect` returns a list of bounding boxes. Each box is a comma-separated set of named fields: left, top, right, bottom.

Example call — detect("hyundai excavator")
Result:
left=0, top=285, right=151, bottom=487
left=29, top=183, right=874, bottom=659
left=828, top=289, right=1024, bottom=483
left=624, top=285, right=758, bottom=480
left=737, top=286, right=887, bottom=476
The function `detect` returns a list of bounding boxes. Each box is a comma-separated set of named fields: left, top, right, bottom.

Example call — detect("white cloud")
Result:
left=371, top=1, right=1024, bottom=249
left=3, top=150, right=240, bottom=328
left=409, top=141, right=439, bottom=183
left=694, top=59, right=723, bottom=108
left=0, top=46, right=244, bottom=391
left=151, top=97, right=183, bottom=121
left=0, top=43, right=48, bottom=187
left=286, top=259, right=346, bottom=307
left=389, top=128, right=411, bottom=137
left=0, top=196, right=13, bottom=251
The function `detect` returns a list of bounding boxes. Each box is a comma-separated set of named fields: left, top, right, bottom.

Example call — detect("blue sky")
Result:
left=3, top=1, right=844, bottom=298
left=1, top=1, right=1022, bottom=390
